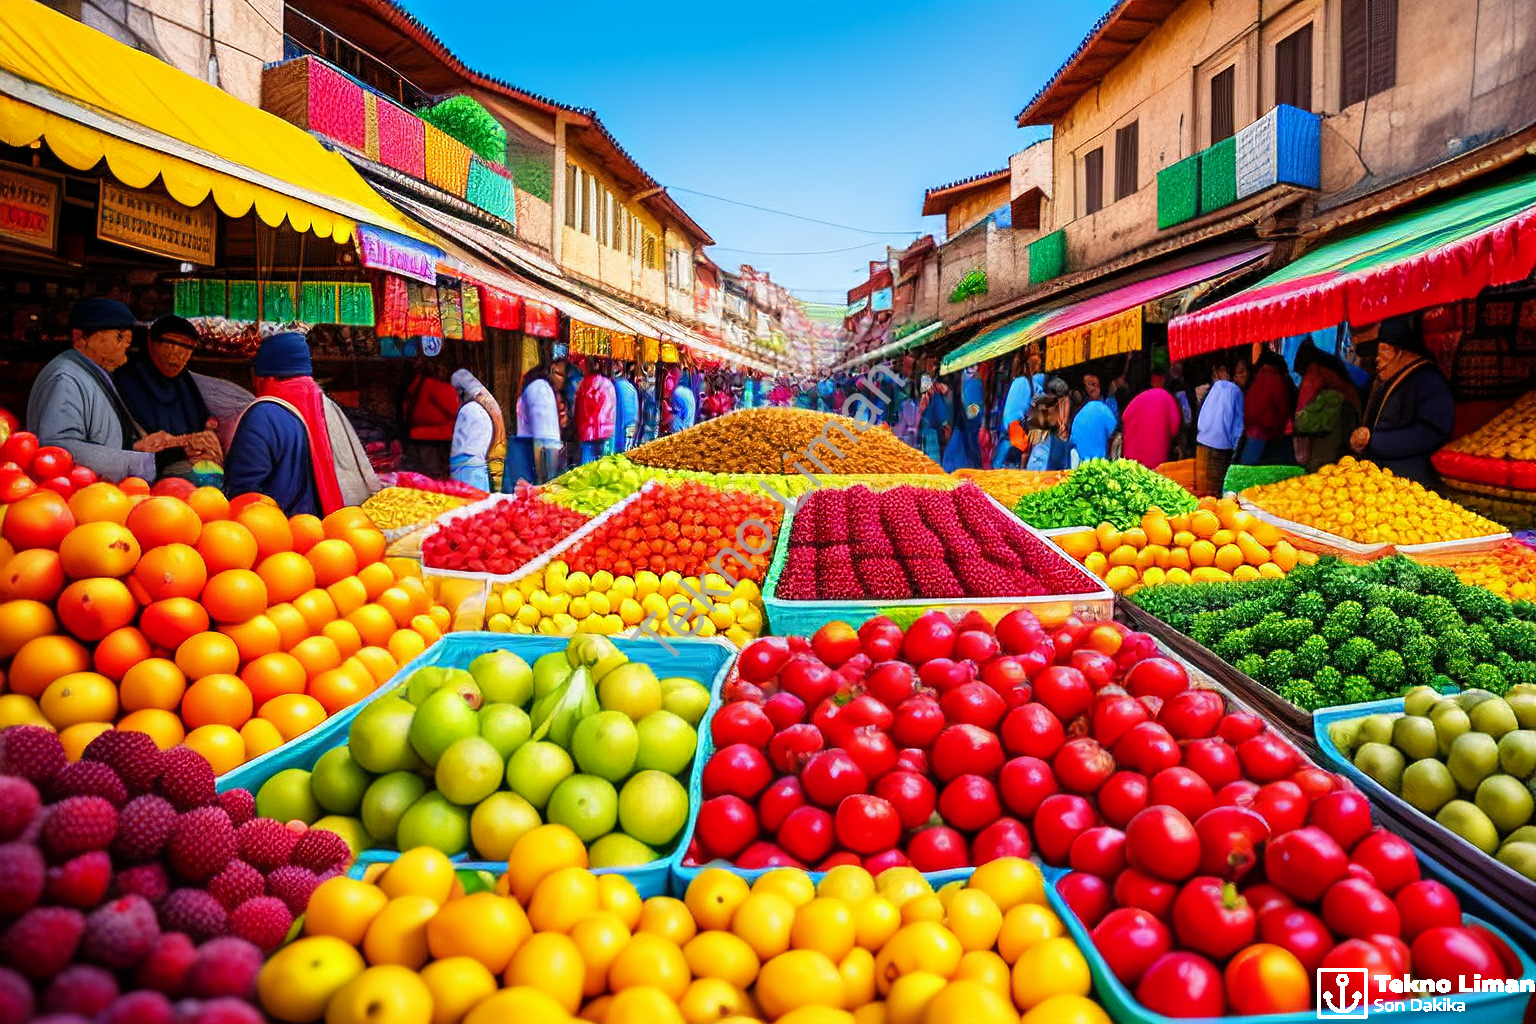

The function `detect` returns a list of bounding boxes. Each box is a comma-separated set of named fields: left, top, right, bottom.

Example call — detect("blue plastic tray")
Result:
left=219, top=632, right=738, bottom=899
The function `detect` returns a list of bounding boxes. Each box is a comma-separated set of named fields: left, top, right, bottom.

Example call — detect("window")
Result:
left=1084, top=147, right=1104, bottom=215
left=611, top=197, right=626, bottom=252
left=1341, top=0, right=1397, bottom=106
left=564, top=164, right=579, bottom=229
left=1275, top=24, right=1313, bottom=111
left=642, top=234, right=659, bottom=271
left=1210, top=66, right=1236, bottom=144
left=666, top=249, right=693, bottom=291
left=1114, top=121, right=1138, bottom=201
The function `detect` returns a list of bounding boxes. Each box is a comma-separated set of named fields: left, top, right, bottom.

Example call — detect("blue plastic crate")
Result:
left=219, top=632, right=738, bottom=899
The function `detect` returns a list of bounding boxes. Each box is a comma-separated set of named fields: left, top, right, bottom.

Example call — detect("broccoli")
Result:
left=1334, top=636, right=1378, bottom=674
left=1467, top=625, right=1496, bottom=663
left=1366, top=649, right=1406, bottom=690
left=1470, top=662, right=1509, bottom=696
left=1491, top=619, right=1536, bottom=661
left=1190, top=612, right=1224, bottom=646
left=1214, top=628, right=1254, bottom=664
left=1252, top=613, right=1295, bottom=652
left=1445, top=650, right=1476, bottom=679
left=1235, top=654, right=1266, bottom=680
left=1315, top=666, right=1345, bottom=705
left=1264, top=649, right=1297, bottom=688
left=1321, top=601, right=1365, bottom=645
left=1363, top=584, right=1399, bottom=611
left=1432, top=673, right=1457, bottom=693
left=1400, top=617, right=1426, bottom=641
left=1454, top=585, right=1511, bottom=624
left=1293, top=635, right=1330, bottom=678
left=1292, top=590, right=1327, bottom=624
left=1416, top=595, right=1465, bottom=637
left=1416, top=563, right=1464, bottom=598
left=1509, top=661, right=1536, bottom=688
left=1229, top=598, right=1282, bottom=631
left=1511, top=599, right=1536, bottom=623
left=1363, top=606, right=1403, bottom=649
left=1278, top=679, right=1324, bottom=711
left=1342, top=674, right=1379, bottom=704
left=1402, top=635, right=1438, bottom=685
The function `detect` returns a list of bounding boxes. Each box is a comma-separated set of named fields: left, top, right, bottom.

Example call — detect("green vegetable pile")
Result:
left=1223, top=463, right=1307, bottom=495
left=1131, top=555, right=1536, bottom=711
left=1012, top=458, right=1199, bottom=530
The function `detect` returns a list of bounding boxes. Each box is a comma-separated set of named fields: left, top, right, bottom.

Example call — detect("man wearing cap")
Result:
left=26, top=298, right=177, bottom=482
left=1349, top=314, right=1454, bottom=489
left=114, top=316, right=223, bottom=484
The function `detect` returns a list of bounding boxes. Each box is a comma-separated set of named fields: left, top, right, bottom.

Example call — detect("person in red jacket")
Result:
left=1238, top=350, right=1295, bottom=466
left=403, top=360, right=458, bottom=477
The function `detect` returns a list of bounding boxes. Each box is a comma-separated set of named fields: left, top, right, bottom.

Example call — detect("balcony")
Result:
left=1157, top=104, right=1320, bottom=230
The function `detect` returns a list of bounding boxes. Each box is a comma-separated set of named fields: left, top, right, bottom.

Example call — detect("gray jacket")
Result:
left=27, top=350, right=155, bottom=482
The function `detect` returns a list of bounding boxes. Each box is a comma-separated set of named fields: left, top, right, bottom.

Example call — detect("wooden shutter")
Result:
left=1114, top=121, right=1139, bottom=201
left=564, top=164, right=578, bottom=228
left=1210, top=66, right=1236, bottom=143
left=1368, top=0, right=1398, bottom=96
left=1341, top=0, right=1370, bottom=107
left=1084, top=147, right=1104, bottom=214
left=1275, top=24, right=1313, bottom=111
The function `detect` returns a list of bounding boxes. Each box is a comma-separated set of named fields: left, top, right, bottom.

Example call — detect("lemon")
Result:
left=1010, top=936, right=1090, bottom=1010
left=791, top=897, right=856, bottom=962
left=424, top=893, right=530, bottom=974
left=507, top=823, right=589, bottom=904
left=967, top=859, right=1044, bottom=914
left=853, top=896, right=901, bottom=952
left=884, top=971, right=946, bottom=1024
left=377, top=848, right=455, bottom=906
left=754, top=867, right=816, bottom=907
left=819, top=865, right=876, bottom=902
left=419, top=957, right=498, bottom=1024
left=605, top=986, right=685, bottom=1024
left=1019, top=995, right=1110, bottom=1023
left=683, top=930, right=760, bottom=989
left=996, top=904, right=1062, bottom=964
left=361, top=894, right=437, bottom=969
left=609, top=933, right=691, bottom=1001
left=571, top=912, right=631, bottom=997
left=874, top=922, right=961, bottom=996
left=730, top=890, right=795, bottom=960
left=598, top=873, right=643, bottom=929
left=638, top=896, right=697, bottom=945
left=591, top=570, right=614, bottom=592
left=944, top=890, right=1002, bottom=952
left=463, top=987, right=572, bottom=1024
left=679, top=978, right=754, bottom=1024
left=839, top=946, right=876, bottom=1008
left=921, top=978, right=1018, bottom=1024
left=955, top=949, right=1012, bottom=999
left=756, top=950, right=844, bottom=1021
left=527, top=866, right=600, bottom=933
left=505, top=932, right=584, bottom=1014
left=685, top=868, right=750, bottom=932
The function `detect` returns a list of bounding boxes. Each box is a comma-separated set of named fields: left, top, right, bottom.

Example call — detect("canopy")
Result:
left=1169, top=171, right=1536, bottom=360
left=0, top=0, right=426, bottom=243
left=940, top=246, right=1270, bottom=374
left=838, top=320, right=943, bottom=371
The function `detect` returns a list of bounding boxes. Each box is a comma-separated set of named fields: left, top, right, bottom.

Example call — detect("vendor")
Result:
left=1350, top=315, right=1454, bottom=489
left=224, top=332, right=347, bottom=516
left=114, top=316, right=223, bottom=484
left=449, top=370, right=505, bottom=492
left=1194, top=363, right=1244, bottom=496
left=403, top=360, right=458, bottom=477
left=27, top=297, right=174, bottom=482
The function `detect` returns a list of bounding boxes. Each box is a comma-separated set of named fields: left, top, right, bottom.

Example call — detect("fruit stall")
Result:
left=7, top=406, right=1536, bottom=1023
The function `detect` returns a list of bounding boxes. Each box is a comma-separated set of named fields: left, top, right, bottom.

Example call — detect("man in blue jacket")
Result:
left=1350, top=315, right=1454, bottom=490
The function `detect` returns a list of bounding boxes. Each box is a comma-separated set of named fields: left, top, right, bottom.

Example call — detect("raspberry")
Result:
left=82, top=730, right=163, bottom=796
left=154, top=748, right=216, bottom=811
left=235, top=818, right=296, bottom=872
left=230, top=894, right=293, bottom=952
left=100, top=990, right=175, bottom=1024
left=81, top=893, right=159, bottom=969
left=0, top=777, right=40, bottom=842
left=186, top=996, right=266, bottom=1024
left=42, top=963, right=118, bottom=1018
left=50, top=760, right=127, bottom=807
left=183, top=936, right=262, bottom=999
left=134, top=931, right=197, bottom=995
left=217, top=789, right=255, bottom=828
left=158, top=889, right=227, bottom=943
left=0, top=906, right=84, bottom=980
left=0, top=966, right=32, bottom=1024
left=289, top=828, right=350, bottom=874
left=113, top=794, right=177, bottom=863
left=0, top=725, right=65, bottom=783
left=44, top=850, right=112, bottom=909
left=0, top=843, right=44, bottom=916
left=111, top=862, right=170, bottom=904
left=265, top=865, right=321, bottom=916
left=167, top=807, right=235, bottom=883
left=40, top=795, right=118, bottom=861
left=206, top=859, right=264, bottom=912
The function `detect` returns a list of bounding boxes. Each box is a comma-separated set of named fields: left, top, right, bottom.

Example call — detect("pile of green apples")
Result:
left=255, top=635, right=710, bottom=865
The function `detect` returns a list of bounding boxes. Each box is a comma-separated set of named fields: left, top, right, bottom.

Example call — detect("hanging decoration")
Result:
left=461, top=284, right=483, bottom=341
left=609, top=332, right=637, bottom=361
left=523, top=299, right=559, bottom=339
left=438, top=280, right=464, bottom=340
left=262, top=281, right=296, bottom=323
left=377, top=275, right=410, bottom=336
left=569, top=320, right=610, bottom=355
left=355, top=225, right=441, bottom=284
left=641, top=336, right=660, bottom=363
left=424, top=123, right=472, bottom=196
left=480, top=286, right=522, bottom=330
left=405, top=281, right=443, bottom=338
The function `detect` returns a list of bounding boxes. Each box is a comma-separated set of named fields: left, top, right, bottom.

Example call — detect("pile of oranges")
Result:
left=0, top=482, right=451, bottom=772
left=1054, top=496, right=1309, bottom=594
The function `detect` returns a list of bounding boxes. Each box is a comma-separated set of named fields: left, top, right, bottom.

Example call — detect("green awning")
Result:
left=939, top=308, right=1055, bottom=375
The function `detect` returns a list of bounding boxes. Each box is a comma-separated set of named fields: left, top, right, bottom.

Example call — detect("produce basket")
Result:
left=1237, top=497, right=1392, bottom=561
left=418, top=488, right=639, bottom=586
left=218, top=632, right=738, bottom=898
left=1314, top=698, right=1536, bottom=934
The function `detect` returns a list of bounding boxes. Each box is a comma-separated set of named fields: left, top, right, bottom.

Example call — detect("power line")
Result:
left=668, top=186, right=921, bottom=236
left=709, top=240, right=896, bottom=257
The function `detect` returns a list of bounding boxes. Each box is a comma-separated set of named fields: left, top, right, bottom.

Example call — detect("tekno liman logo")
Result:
left=1317, top=967, right=1368, bottom=1019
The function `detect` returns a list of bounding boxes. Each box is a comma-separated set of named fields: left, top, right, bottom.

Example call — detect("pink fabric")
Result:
left=1120, top=387, right=1182, bottom=468
left=575, top=374, right=616, bottom=442
left=255, top=376, right=345, bottom=515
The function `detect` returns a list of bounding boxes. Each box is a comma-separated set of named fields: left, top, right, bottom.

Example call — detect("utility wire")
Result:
left=709, top=240, right=899, bottom=257
left=669, top=186, right=921, bottom=236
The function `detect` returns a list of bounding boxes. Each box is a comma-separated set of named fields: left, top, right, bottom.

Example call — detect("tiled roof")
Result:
left=1016, top=0, right=1182, bottom=127
left=922, top=168, right=1010, bottom=216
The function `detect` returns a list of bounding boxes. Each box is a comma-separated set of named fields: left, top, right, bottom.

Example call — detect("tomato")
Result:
left=696, top=795, right=759, bottom=859
left=1350, top=829, right=1421, bottom=895
left=971, top=817, right=1032, bottom=864
left=980, top=655, right=1029, bottom=697
left=839, top=694, right=893, bottom=733
left=1242, top=884, right=1294, bottom=917
left=1250, top=780, right=1309, bottom=836
left=38, top=476, right=71, bottom=498
left=1000, top=703, right=1065, bottom=759
left=873, top=770, right=936, bottom=830
left=940, top=681, right=1007, bottom=731
left=712, top=702, right=775, bottom=748
left=1090, top=694, right=1150, bottom=748
left=1097, top=771, right=1150, bottom=828
left=917, top=657, right=974, bottom=693
left=1194, top=806, right=1270, bottom=881
left=1057, top=870, right=1111, bottom=928
left=1113, top=722, right=1181, bottom=775
left=758, top=776, right=805, bottom=834
left=1069, top=826, right=1126, bottom=879
left=1265, top=826, right=1349, bottom=902
left=902, top=610, right=956, bottom=663
left=1093, top=908, right=1172, bottom=986
left=1123, top=658, right=1189, bottom=700
left=954, top=629, right=999, bottom=664
left=834, top=794, right=900, bottom=855
left=1033, top=665, right=1092, bottom=721
left=701, top=744, right=773, bottom=801
left=722, top=678, right=765, bottom=705
left=1237, top=733, right=1298, bottom=782
left=886, top=694, right=940, bottom=750
left=1291, top=766, right=1338, bottom=801
left=1014, top=645, right=1053, bottom=680
left=762, top=692, right=806, bottom=730
left=837, top=653, right=872, bottom=687
left=1321, top=877, right=1400, bottom=941
left=1053, top=737, right=1115, bottom=794
left=30, top=446, right=71, bottom=479
left=1320, top=935, right=1405, bottom=976
left=995, top=608, right=1046, bottom=655
left=65, top=464, right=97, bottom=490
left=862, top=848, right=911, bottom=874
left=937, top=774, right=1001, bottom=832
left=1033, top=793, right=1098, bottom=865
left=930, top=724, right=1003, bottom=782
left=0, top=468, right=36, bottom=503
left=767, top=723, right=823, bottom=774
left=996, top=756, right=1057, bottom=818
left=1, top=431, right=37, bottom=472
left=895, top=747, right=928, bottom=775
left=865, top=661, right=919, bottom=707
left=779, top=654, right=839, bottom=706
left=1149, top=767, right=1216, bottom=823
left=1258, top=905, right=1333, bottom=973
left=1126, top=806, right=1201, bottom=882
left=1158, top=689, right=1224, bottom=739
left=858, top=616, right=904, bottom=661
left=1069, top=649, right=1118, bottom=691
left=1173, top=877, right=1257, bottom=959
left=1394, top=880, right=1461, bottom=941
left=1114, top=868, right=1178, bottom=921
left=1224, top=943, right=1310, bottom=1015
left=811, top=621, right=861, bottom=667
left=800, top=749, right=868, bottom=807
left=1217, top=712, right=1265, bottom=745
left=1135, top=952, right=1225, bottom=1017
left=735, top=842, right=804, bottom=870
left=906, top=824, right=969, bottom=872
left=1113, top=632, right=1160, bottom=671
left=1310, top=789, right=1373, bottom=853
left=777, top=805, right=834, bottom=864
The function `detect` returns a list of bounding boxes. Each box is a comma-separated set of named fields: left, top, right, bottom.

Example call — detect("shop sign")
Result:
left=97, top=182, right=215, bottom=264
left=0, top=164, right=61, bottom=252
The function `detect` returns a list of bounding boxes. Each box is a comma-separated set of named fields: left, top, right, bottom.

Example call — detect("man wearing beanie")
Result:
left=1349, top=313, right=1454, bottom=489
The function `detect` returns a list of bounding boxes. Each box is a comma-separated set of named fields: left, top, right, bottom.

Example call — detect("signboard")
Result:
left=871, top=287, right=893, bottom=313
left=97, top=181, right=216, bottom=264
left=0, top=164, right=61, bottom=252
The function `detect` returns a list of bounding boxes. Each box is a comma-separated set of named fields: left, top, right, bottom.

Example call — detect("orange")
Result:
left=228, top=492, right=277, bottom=516
left=409, top=614, right=443, bottom=645
left=197, top=520, right=259, bottom=575
left=386, top=557, right=420, bottom=580
left=93, top=626, right=151, bottom=681
left=59, top=522, right=141, bottom=579
left=258, top=692, right=328, bottom=740
left=59, top=722, right=114, bottom=762
left=289, top=514, right=324, bottom=555
left=291, top=635, right=343, bottom=680
left=133, top=543, right=208, bottom=601
left=353, top=646, right=398, bottom=684
left=323, top=508, right=372, bottom=539
left=117, top=476, right=151, bottom=496
left=388, top=629, right=427, bottom=665
left=117, top=708, right=185, bottom=749
left=176, top=631, right=241, bottom=680
left=9, top=635, right=91, bottom=698
left=181, top=673, right=253, bottom=729
left=266, top=603, right=311, bottom=649
left=236, top=505, right=293, bottom=562
left=120, top=658, right=187, bottom=712
left=0, top=599, right=57, bottom=658
left=345, top=528, right=387, bottom=569
left=68, top=482, right=133, bottom=525
left=337, top=657, right=374, bottom=690
left=322, top=619, right=363, bottom=658
left=307, top=668, right=368, bottom=716
left=221, top=614, right=282, bottom=662
left=326, top=577, right=367, bottom=617
left=1189, top=509, right=1221, bottom=539
left=0, top=549, right=65, bottom=601
left=356, top=563, right=395, bottom=601
left=185, top=724, right=246, bottom=775
left=140, top=598, right=212, bottom=652
left=307, top=539, right=359, bottom=588
left=2, top=491, right=76, bottom=551
left=57, top=578, right=136, bottom=642
left=397, top=577, right=432, bottom=616
left=1213, top=544, right=1244, bottom=574
left=377, top=588, right=414, bottom=627
left=242, top=651, right=308, bottom=707
left=428, top=606, right=451, bottom=633
left=1188, top=539, right=1217, bottom=567
left=125, top=496, right=202, bottom=549
left=347, top=604, right=397, bottom=647
left=186, top=486, right=230, bottom=522
left=201, top=569, right=268, bottom=624
left=239, top=717, right=284, bottom=760
left=40, top=671, right=118, bottom=726
left=257, top=552, right=316, bottom=604
left=293, top=589, right=339, bottom=632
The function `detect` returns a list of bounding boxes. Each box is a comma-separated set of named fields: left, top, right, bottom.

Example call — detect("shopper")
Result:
left=1239, top=350, right=1295, bottom=465
left=1292, top=341, right=1362, bottom=471
left=613, top=364, right=639, bottom=453
left=448, top=370, right=505, bottom=492
left=517, top=362, right=564, bottom=484
left=575, top=361, right=616, bottom=463
left=28, top=297, right=173, bottom=482
left=113, top=315, right=223, bottom=483
left=941, top=367, right=985, bottom=471
left=1194, top=363, right=1244, bottom=496
left=1025, top=384, right=1072, bottom=471
left=402, top=360, right=458, bottom=477
left=918, top=373, right=949, bottom=463
left=670, top=373, right=697, bottom=432
left=1351, top=315, right=1454, bottom=489
left=1120, top=380, right=1183, bottom=469
left=1069, top=383, right=1118, bottom=464
left=993, top=347, right=1046, bottom=468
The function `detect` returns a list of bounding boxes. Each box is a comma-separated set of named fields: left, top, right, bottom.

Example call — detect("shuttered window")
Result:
left=564, top=164, right=579, bottom=229
left=1114, top=121, right=1139, bottom=201
left=1084, top=147, right=1104, bottom=214
left=1275, top=24, right=1313, bottom=111
left=1210, top=66, right=1236, bottom=144
left=1341, top=0, right=1397, bottom=107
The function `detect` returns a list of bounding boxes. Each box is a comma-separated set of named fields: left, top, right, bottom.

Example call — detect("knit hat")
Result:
left=253, top=331, right=312, bottom=377
left=69, top=297, right=137, bottom=332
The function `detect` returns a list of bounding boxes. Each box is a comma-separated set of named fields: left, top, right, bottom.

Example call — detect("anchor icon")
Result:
left=1318, top=968, right=1367, bottom=1018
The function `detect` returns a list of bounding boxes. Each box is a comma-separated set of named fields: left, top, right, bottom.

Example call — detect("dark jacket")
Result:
left=1363, top=360, right=1454, bottom=490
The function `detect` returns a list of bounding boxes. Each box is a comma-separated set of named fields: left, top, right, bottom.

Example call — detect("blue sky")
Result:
left=399, top=0, right=1110, bottom=303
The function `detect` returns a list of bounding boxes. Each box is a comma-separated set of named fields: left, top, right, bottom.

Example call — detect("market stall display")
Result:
left=1012, top=459, right=1199, bottom=530
left=950, top=468, right=1070, bottom=508
left=360, top=486, right=470, bottom=532
left=1413, top=538, right=1536, bottom=600
left=1221, top=462, right=1307, bottom=496
left=1433, top=390, right=1536, bottom=489
left=420, top=486, right=590, bottom=577
left=626, top=408, right=944, bottom=475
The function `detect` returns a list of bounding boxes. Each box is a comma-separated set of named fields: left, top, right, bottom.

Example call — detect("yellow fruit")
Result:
left=874, top=922, right=962, bottom=995
left=1213, top=543, right=1244, bottom=573
left=920, top=978, right=1018, bottom=1024
left=839, top=946, right=876, bottom=1008
left=996, top=904, right=1063, bottom=964
left=378, top=848, right=456, bottom=906
left=1189, top=509, right=1220, bottom=537
left=1054, top=530, right=1097, bottom=561
left=598, top=873, right=643, bottom=930
left=504, top=931, right=584, bottom=1015
left=0, top=695, right=50, bottom=731
left=59, top=721, right=112, bottom=761
left=1236, top=532, right=1270, bottom=566
left=462, top=987, right=572, bottom=1024
left=1271, top=539, right=1298, bottom=571
left=685, top=868, right=751, bottom=931
left=1166, top=546, right=1191, bottom=571
left=1094, top=523, right=1120, bottom=552
left=638, top=895, right=698, bottom=945
left=528, top=866, right=599, bottom=933
left=885, top=972, right=947, bottom=1024
left=40, top=672, right=117, bottom=727
left=1103, top=565, right=1139, bottom=594
left=507, top=824, right=588, bottom=904
left=756, top=949, right=845, bottom=1020
left=683, top=930, right=760, bottom=990
left=874, top=868, right=931, bottom=906
left=1119, top=527, right=1147, bottom=549
left=324, top=964, right=432, bottom=1024
left=362, top=895, right=437, bottom=968
left=854, top=896, right=902, bottom=952
left=570, top=912, right=630, bottom=998
left=901, top=895, right=945, bottom=925
left=609, top=933, right=691, bottom=1001
left=1233, top=564, right=1261, bottom=581
left=966, top=859, right=1045, bottom=913
left=1019, top=995, right=1110, bottom=1024
left=1166, top=567, right=1192, bottom=584
left=1258, top=560, right=1285, bottom=579
left=183, top=725, right=244, bottom=776
left=258, top=936, right=366, bottom=1024
left=1106, top=544, right=1137, bottom=568
left=419, top=957, right=498, bottom=1024
left=1141, top=514, right=1173, bottom=546
left=1210, top=528, right=1236, bottom=548
left=944, top=890, right=1002, bottom=952
left=306, top=877, right=389, bottom=945
left=1010, top=936, right=1091, bottom=1010
left=679, top=978, right=754, bottom=1024
left=754, top=867, right=816, bottom=907
left=1191, top=566, right=1234, bottom=583
left=792, top=897, right=857, bottom=962
left=425, top=893, right=530, bottom=974
left=778, top=1008, right=856, bottom=1024
left=1082, top=551, right=1108, bottom=578
left=955, top=950, right=1012, bottom=999
left=819, top=865, right=877, bottom=902
left=605, top=986, right=685, bottom=1024
left=1141, top=567, right=1167, bottom=587
left=731, top=890, right=796, bottom=960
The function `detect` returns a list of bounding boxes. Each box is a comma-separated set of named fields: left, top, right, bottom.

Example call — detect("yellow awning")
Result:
left=0, top=0, right=426, bottom=244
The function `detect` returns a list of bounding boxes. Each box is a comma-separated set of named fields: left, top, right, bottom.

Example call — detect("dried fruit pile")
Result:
left=420, top=483, right=589, bottom=575
left=1422, top=539, right=1536, bottom=600
left=950, top=468, right=1070, bottom=507
left=627, top=408, right=943, bottom=475
left=1013, top=459, right=1200, bottom=530
left=775, top=484, right=1099, bottom=601
left=361, top=487, right=469, bottom=531
left=0, top=725, right=349, bottom=1024
left=1435, top=391, right=1536, bottom=489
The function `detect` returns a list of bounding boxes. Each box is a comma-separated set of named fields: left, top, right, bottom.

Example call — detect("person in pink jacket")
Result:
left=1120, top=380, right=1184, bottom=469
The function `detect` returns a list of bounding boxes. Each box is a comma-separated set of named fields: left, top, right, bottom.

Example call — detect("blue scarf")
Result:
left=114, top=353, right=208, bottom=437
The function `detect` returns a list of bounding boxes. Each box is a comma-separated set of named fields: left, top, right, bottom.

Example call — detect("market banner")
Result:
left=438, top=280, right=464, bottom=340
left=461, top=284, right=483, bottom=341
left=570, top=320, right=610, bottom=355
left=377, top=275, right=410, bottom=336
left=481, top=287, right=522, bottom=331
left=0, top=163, right=60, bottom=252
left=406, top=281, right=443, bottom=337
left=871, top=287, right=893, bottom=313
left=355, top=224, right=441, bottom=284
left=97, top=181, right=215, bottom=264
left=523, top=300, right=559, bottom=338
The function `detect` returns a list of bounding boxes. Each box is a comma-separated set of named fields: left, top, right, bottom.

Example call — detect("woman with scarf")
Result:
left=917, top=373, right=950, bottom=464
left=448, top=370, right=505, bottom=491
left=1291, top=341, right=1362, bottom=471
left=224, top=332, right=346, bottom=517
left=114, top=315, right=223, bottom=485
left=1239, top=349, right=1296, bottom=465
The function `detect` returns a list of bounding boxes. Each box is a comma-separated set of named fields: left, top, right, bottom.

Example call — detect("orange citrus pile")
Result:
left=0, top=483, right=451, bottom=770
left=1422, top=540, right=1536, bottom=601
left=950, top=469, right=1070, bottom=508
left=1054, top=496, right=1308, bottom=594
